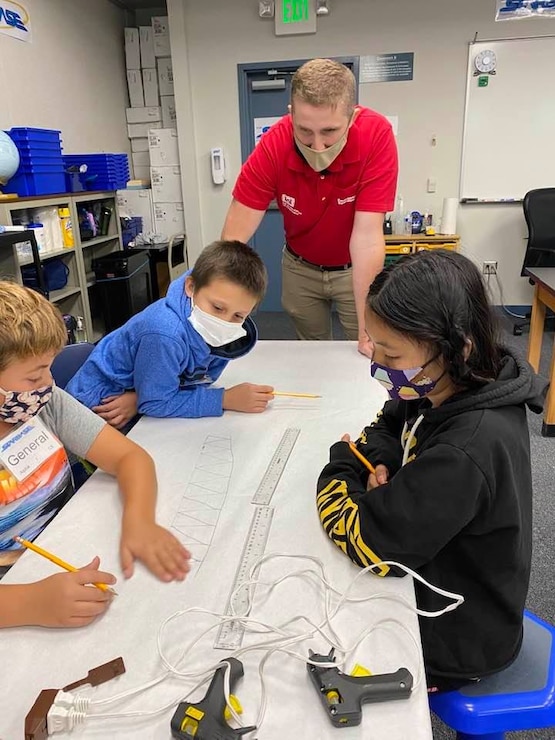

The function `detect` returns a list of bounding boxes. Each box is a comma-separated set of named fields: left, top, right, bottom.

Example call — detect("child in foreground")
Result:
left=67, top=240, right=274, bottom=428
left=0, top=282, right=190, bottom=628
left=317, top=249, right=546, bottom=690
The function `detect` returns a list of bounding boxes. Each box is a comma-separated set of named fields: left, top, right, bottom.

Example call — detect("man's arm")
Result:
left=349, top=210, right=386, bottom=357
left=221, top=198, right=266, bottom=242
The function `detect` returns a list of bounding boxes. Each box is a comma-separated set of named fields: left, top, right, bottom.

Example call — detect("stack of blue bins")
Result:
left=62, top=153, right=129, bottom=192
left=6, top=128, right=65, bottom=196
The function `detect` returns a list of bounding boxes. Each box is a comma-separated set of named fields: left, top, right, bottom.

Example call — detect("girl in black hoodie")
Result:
left=317, top=249, right=547, bottom=690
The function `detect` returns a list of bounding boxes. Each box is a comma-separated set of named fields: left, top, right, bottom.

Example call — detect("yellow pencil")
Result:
left=271, top=391, right=322, bottom=399
left=14, top=536, right=117, bottom=595
left=348, top=442, right=377, bottom=475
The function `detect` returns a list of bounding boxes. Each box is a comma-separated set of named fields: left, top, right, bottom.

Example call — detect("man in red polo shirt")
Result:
left=222, top=58, right=398, bottom=357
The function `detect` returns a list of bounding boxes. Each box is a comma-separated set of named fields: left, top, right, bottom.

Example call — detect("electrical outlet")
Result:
left=482, top=261, right=498, bottom=275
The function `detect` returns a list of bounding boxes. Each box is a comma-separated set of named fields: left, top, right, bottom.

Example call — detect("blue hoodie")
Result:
left=66, top=273, right=257, bottom=418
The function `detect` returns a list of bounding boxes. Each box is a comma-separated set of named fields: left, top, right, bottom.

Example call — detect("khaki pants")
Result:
left=281, top=247, right=358, bottom=341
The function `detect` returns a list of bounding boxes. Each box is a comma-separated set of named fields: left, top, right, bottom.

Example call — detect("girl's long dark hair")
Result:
left=367, top=249, right=502, bottom=386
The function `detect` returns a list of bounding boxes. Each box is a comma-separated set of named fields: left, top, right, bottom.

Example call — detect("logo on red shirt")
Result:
left=281, top=193, right=302, bottom=216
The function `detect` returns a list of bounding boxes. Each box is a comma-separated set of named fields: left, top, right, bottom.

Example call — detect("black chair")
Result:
left=513, top=188, right=555, bottom=336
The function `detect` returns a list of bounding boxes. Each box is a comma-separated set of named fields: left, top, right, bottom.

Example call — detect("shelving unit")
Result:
left=0, top=191, right=123, bottom=343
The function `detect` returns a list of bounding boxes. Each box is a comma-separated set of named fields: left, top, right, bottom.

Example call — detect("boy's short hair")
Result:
left=190, top=241, right=267, bottom=302
left=0, top=281, right=67, bottom=371
left=291, top=58, right=356, bottom=116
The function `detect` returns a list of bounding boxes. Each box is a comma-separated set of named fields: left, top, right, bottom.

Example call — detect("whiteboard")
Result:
left=460, top=37, right=555, bottom=201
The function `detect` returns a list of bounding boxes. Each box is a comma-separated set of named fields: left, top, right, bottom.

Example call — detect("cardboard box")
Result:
left=132, top=151, right=150, bottom=169
left=153, top=202, right=185, bottom=240
left=148, top=128, right=180, bottom=167
left=117, top=188, right=155, bottom=233
left=142, top=68, right=159, bottom=107
left=126, top=69, right=144, bottom=108
left=152, top=16, right=170, bottom=57
left=157, top=57, right=174, bottom=96
left=139, top=26, right=155, bottom=69
left=151, top=166, right=182, bottom=203
left=128, top=121, right=162, bottom=138
left=125, top=27, right=140, bottom=70
left=131, top=137, right=149, bottom=153
left=133, top=165, right=151, bottom=182
left=161, top=95, right=176, bottom=128
left=126, top=106, right=161, bottom=125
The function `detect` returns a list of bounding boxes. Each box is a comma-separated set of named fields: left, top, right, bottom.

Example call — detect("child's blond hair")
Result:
left=0, top=281, right=67, bottom=371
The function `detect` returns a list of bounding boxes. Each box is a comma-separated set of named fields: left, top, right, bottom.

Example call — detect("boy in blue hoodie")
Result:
left=67, top=241, right=273, bottom=427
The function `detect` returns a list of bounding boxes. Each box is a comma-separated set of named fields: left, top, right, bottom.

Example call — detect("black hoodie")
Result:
left=317, top=349, right=547, bottom=681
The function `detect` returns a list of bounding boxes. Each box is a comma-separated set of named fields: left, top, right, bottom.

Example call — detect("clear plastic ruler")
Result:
left=251, top=427, right=300, bottom=505
left=214, top=504, right=274, bottom=650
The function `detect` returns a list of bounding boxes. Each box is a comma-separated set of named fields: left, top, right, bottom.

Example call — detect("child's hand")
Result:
left=223, top=383, right=274, bottom=413
left=367, top=465, right=389, bottom=490
left=26, top=557, right=115, bottom=628
left=93, top=392, right=138, bottom=429
left=120, top=522, right=191, bottom=582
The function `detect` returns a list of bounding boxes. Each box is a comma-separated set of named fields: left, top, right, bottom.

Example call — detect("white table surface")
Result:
left=0, top=341, right=433, bottom=740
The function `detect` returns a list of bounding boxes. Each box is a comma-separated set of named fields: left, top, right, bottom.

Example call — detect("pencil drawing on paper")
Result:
left=170, top=435, right=233, bottom=568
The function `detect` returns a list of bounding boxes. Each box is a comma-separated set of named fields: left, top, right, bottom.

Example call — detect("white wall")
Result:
left=0, top=0, right=129, bottom=155
left=169, top=0, right=555, bottom=305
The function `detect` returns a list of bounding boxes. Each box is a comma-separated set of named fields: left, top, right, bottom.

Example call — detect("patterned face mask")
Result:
left=370, top=360, right=438, bottom=401
left=0, top=385, right=53, bottom=424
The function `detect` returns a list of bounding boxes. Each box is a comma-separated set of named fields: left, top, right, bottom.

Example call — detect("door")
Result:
left=237, top=57, right=359, bottom=311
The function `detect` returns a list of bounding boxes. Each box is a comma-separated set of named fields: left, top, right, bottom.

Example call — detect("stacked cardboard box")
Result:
left=122, top=17, right=184, bottom=243
left=124, top=18, right=177, bottom=180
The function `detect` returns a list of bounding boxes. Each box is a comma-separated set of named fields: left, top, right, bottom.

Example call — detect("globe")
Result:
left=0, top=131, right=20, bottom=186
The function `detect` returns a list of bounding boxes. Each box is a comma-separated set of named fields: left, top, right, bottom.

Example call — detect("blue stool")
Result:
left=429, top=611, right=555, bottom=739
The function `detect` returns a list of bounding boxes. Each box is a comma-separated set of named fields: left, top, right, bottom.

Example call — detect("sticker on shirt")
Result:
left=0, top=417, right=62, bottom=482
left=0, top=421, right=74, bottom=551
left=281, top=194, right=302, bottom=216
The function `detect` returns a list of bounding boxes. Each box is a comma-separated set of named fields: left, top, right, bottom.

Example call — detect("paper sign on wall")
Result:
left=254, top=117, right=281, bottom=145
left=0, top=1, right=32, bottom=42
left=496, top=0, right=555, bottom=20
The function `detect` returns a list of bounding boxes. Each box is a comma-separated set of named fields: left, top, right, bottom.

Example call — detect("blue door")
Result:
left=237, top=57, right=359, bottom=311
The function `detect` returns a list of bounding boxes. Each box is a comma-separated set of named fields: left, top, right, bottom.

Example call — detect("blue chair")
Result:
left=51, top=342, right=95, bottom=390
left=429, top=610, right=555, bottom=739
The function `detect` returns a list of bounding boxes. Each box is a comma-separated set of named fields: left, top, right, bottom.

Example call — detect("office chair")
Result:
left=513, top=188, right=555, bottom=336
left=50, top=342, right=95, bottom=390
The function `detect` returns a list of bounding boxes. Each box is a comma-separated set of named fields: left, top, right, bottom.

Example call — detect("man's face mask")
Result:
left=0, top=385, right=53, bottom=424
left=294, top=127, right=349, bottom=172
left=370, top=359, right=439, bottom=401
left=188, top=300, right=247, bottom=348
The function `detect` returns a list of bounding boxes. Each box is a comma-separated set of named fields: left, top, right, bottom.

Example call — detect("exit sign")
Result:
left=275, top=0, right=316, bottom=35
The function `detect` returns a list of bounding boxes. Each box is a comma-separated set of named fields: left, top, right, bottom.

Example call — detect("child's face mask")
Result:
left=370, top=359, right=438, bottom=401
left=188, top=300, right=247, bottom=348
left=0, top=385, right=53, bottom=424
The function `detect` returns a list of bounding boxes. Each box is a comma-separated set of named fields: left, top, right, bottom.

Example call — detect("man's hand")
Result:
left=357, top=335, right=374, bottom=358
left=93, top=392, right=138, bottom=429
left=223, top=383, right=274, bottom=413
left=25, top=557, right=116, bottom=628
left=120, top=521, right=191, bottom=582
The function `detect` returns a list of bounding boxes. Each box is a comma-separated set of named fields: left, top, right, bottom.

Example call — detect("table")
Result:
left=525, top=268, right=555, bottom=436
left=0, top=342, right=433, bottom=740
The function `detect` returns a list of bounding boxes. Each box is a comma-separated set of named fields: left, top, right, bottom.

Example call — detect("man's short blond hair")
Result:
left=291, top=59, right=356, bottom=115
left=0, top=281, right=67, bottom=371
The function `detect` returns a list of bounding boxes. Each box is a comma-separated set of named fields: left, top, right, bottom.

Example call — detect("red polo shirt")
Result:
left=232, top=106, right=398, bottom=266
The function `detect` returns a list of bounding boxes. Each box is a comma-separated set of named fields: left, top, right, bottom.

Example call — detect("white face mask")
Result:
left=188, top=300, right=247, bottom=347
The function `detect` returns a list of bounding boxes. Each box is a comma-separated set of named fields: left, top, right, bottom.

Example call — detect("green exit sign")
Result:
left=283, top=0, right=309, bottom=23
